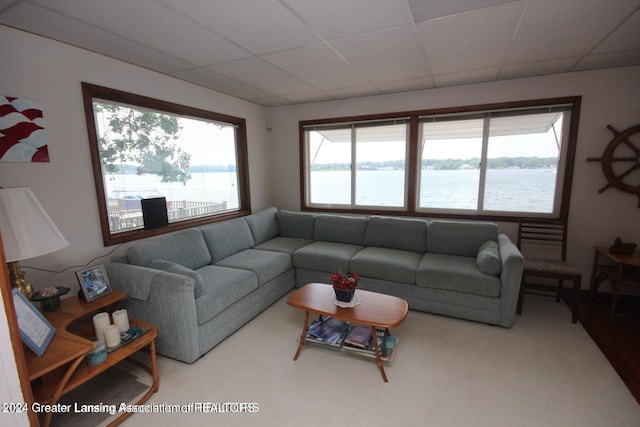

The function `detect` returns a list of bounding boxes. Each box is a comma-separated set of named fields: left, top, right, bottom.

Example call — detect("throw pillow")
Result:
left=476, top=240, right=502, bottom=276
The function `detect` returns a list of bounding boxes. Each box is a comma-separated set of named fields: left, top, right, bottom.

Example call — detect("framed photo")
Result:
left=76, top=265, right=112, bottom=302
left=12, top=288, right=55, bottom=356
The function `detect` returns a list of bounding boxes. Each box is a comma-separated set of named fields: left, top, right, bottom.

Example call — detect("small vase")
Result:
left=334, top=289, right=355, bottom=303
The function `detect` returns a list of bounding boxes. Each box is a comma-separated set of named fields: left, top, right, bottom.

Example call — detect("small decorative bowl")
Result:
left=85, top=340, right=107, bottom=366
left=30, top=286, right=70, bottom=311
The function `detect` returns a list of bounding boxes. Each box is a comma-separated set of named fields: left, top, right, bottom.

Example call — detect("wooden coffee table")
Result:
left=287, top=283, right=408, bottom=382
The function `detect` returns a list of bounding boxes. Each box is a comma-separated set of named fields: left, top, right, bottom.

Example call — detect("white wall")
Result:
left=0, top=289, right=29, bottom=427
left=267, top=66, right=640, bottom=285
left=0, top=26, right=272, bottom=290
left=0, top=26, right=271, bottom=417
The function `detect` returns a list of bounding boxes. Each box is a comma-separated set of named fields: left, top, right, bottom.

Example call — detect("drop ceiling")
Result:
left=1, top=0, right=639, bottom=107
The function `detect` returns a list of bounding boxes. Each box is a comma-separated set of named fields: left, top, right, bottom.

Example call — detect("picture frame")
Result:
left=12, top=288, right=55, bottom=356
left=76, top=264, right=112, bottom=302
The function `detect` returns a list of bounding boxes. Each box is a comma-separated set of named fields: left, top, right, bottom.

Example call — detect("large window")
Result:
left=82, top=83, right=250, bottom=245
left=301, top=97, right=580, bottom=221
left=305, top=120, right=408, bottom=209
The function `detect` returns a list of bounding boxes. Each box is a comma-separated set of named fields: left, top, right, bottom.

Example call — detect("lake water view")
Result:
left=105, top=168, right=557, bottom=214
left=310, top=169, right=557, bottom=212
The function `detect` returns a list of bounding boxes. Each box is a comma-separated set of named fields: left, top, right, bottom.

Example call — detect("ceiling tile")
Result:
left=208, top=57, right=317, bottom=96
left=331, top=26, right=429, bottom=83
left=409, top=0, right=521, bottom=22
left=376, top=76, right=435, bottom=93
left=434, top=68, right=500, bottom=87
left=325, top=84, right=382, bottom=99
left=263, top=44, right=369, bottom=90
left=1, top=0, right=638, bottom=107
left=283, top=0, right=411, bottom=40
left=281, top=92, right=335, bottom=104
left=165, top=0, right=320, bottom=55
left=507, top=0, right=640, bottom=63
left=574, top=50, right=640, bottom=71
left=499, top=58, right=579, bottom=79
left=593, top=8, right=640, bottom=53
left=417, top=1, right=524, bottom=75
left=0, top=3, right=193, bottom=72
left=170, top=67, right=272, bottom=100
left=28, top=0, right=249, bottom=66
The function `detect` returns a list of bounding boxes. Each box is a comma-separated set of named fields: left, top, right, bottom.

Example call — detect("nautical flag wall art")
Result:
left=0, top=96, right=49, bottom=162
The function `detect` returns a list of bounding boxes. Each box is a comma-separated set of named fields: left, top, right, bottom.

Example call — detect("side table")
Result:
left=24, top=291, right=159, bottom=427
left=589, top=247, right=640, bottom=318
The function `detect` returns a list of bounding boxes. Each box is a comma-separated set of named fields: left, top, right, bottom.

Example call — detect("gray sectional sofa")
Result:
left=106, top=207, right=524, bottom=363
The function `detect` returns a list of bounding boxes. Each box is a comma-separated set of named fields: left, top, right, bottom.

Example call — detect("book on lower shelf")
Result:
left=305, top=317, right=350, bottom=347
left=344, top=325, right=372, bottom=348
left=343, top=329, right=399, bottom=362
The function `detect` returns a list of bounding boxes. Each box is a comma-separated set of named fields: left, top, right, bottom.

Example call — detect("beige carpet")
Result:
left=114, top=292, right=640, bottom=427
left=51, top=368, right=148, bottom=427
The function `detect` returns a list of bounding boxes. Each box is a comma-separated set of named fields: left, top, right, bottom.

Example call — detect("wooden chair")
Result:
left=517, top=218, right=581, bottom=323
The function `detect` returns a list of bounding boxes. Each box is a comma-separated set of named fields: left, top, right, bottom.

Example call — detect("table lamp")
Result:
left=0, top=187, right=69, bottom=299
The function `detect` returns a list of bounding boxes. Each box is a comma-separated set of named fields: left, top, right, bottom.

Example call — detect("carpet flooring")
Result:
left=112, top=292, right=640, bottom=427
left=51, top=367, right=148, bottom=427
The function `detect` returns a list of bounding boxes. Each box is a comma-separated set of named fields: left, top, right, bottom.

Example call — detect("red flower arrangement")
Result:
left=331, top=272, right=360, bottom=291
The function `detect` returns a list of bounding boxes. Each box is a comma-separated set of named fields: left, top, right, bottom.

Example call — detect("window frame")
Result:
left=82, top=82, right=251, bottom=246
left=299, top=96, right=581, bottom=222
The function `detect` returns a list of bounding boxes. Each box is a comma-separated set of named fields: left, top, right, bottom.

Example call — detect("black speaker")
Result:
left=141, top=197, right=168, bottom=230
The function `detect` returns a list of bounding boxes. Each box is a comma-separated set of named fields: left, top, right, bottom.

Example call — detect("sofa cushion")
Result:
left=350, top=247, right=422, bottom=284
left=314, top=214, right=367, bottom=246
left=364, top=216, right=428, bottom=253
left=254, top=237, right=314, bottom=254
left=293, top=241, right=363, bottom=274
left=194, top=265, right=258, bottom=325
left=427, top=220, right=499, bottom=257
left=476, top=240, right=502, bottom=276
left=148, top=259, right=207, bottom=298
left=127, top=228, right=211, bottom=269
left=277, top=210, right=316, bottom=239
left=215, top=249, right=292, bottom=286
left=417, top=253, right=501, bottom=297
left=201, top=218, right=255, bottom=263
left=245, top=207, right=279, bottom=245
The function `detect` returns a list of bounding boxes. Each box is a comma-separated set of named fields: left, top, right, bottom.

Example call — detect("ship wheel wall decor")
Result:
left=587, top=124, right=640, bottom=207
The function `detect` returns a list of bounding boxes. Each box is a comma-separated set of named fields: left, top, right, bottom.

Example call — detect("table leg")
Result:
left=150, top=339, right=159, bottom=392
left=589, top=250, right=601, bottom=299
left=371, top=326, right=388, bottom=383
left=609, top=263, right=624, bottom=318
left=293, top=311, right=309, bottom=361
left=42, top=355, right=86, bottom=427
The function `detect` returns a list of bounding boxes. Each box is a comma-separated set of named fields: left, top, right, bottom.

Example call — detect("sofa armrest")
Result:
left=497, top=234, right=524, bottom=327
left=105, top=263, right=201, bottom=363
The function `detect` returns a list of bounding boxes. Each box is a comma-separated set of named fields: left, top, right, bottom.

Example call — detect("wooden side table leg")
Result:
left=42, top=355, right=86, bottom=427
left=150, top=339, right=159, bottom=392
left=589, top=251, right=600, bottom=300
left=571, top=276, right=580, bottom=324
left=293, top=311, right=309, bottom=361
left=371, top=326, right=388, bottom=383
left=610, top=264, right=624, bottom=318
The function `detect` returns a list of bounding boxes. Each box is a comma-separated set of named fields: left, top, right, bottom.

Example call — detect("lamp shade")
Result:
left=0, top=187, right=69, bottom=262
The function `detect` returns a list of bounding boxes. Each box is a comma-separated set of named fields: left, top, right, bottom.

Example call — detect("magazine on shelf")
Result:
left=343, top=329, right=398, bottom=362
left=344, top=325, right=372, bottom=348
left=306, top=317, right=350, bottom=344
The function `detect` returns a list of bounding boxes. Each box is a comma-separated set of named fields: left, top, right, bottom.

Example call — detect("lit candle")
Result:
left=104, top=325, right=121, bottom=348
left=112, top=309, right=130, bottom=333
left=92, top=312, right=110, bottom=344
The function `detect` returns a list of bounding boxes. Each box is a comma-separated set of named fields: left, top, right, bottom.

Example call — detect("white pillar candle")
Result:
left=92, top=312, right=110, bottom=344
left=112, top=309, right=130, bottom=333
left=104, top=324, right=121, bottom=348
